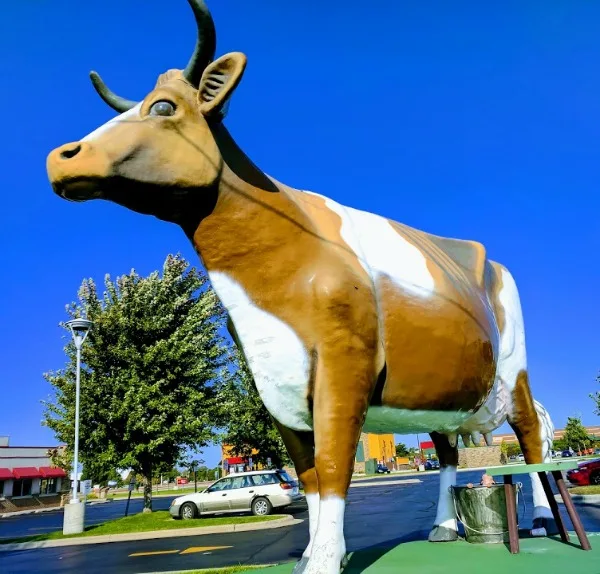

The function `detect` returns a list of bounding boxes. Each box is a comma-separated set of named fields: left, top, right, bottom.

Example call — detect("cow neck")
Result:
left=188, top=123, right=315, bottom=281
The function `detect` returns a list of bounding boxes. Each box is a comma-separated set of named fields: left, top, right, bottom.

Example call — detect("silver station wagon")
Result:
left=169, top=469, right=303, bottom=519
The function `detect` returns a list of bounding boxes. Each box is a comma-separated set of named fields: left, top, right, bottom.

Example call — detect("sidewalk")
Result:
left=0, top=514, right=303, bottom=552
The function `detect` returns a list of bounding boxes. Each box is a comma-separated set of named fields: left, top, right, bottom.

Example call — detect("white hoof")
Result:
left=429, top=525, right=459, bottom=542
left=304, top=541, right=346, bottom=574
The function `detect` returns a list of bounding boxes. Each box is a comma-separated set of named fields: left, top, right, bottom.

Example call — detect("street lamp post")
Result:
left=62, top=317, right=92, bottom=535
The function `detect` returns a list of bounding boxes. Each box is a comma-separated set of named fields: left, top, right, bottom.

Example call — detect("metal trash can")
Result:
left=450, top=484, right=521, bottom=544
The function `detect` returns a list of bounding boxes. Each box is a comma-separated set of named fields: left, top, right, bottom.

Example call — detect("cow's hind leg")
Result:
left=428, top=432, right=459, bottom=542
left=272, top=422, right=318, bottom=574
left=508, top=370, right=557, bottom=535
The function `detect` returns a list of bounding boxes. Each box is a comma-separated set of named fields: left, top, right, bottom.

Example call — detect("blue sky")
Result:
left=1, top=0, right=599, bottom=468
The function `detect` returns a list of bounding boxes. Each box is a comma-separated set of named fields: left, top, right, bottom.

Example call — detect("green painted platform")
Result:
left=247, top=533, right=599, bottom=574
left=485, top=461, right=578, bottom=476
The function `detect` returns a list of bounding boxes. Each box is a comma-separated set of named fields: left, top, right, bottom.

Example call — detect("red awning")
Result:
left=226, top=457, right=244, bottom=464
left=0, top=468, right=13, bottom=480
left=11, top=467, right=41, bottom=479
left=39, top=467, right=67, bottom=478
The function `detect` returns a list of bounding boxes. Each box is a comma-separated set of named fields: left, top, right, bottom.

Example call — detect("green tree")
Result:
left=563, top=416, right=590, bottom=452
left=395, top=443, right=409, bottom=457
left=407, top=447, right=419, bottom=459
left=216, top=347, right=290, bottom=469
left=591, top=372, right=600, bottom=416
left=552, top=438, right=568, bottom=452
left=500, top=442, right=522, bottom=458
left=42, top=254, right=229, bottom=512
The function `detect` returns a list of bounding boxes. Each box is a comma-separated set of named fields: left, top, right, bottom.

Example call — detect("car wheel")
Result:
left=180, top=502, right=197, bottom=520
left=252, top=497, right=272, bottom=516
left=590, top=471, right=600, bottom=486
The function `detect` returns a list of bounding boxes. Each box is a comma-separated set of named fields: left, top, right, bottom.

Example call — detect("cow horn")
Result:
left=182, top=0, right=217, bottom=87
left=89, top=71, right=138, bottom=113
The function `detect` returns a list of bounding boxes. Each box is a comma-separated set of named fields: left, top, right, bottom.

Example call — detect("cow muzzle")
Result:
left=46, top=141, right=109, bottom=201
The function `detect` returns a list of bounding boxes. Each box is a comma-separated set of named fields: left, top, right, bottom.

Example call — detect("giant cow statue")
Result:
left=46, top=2, right=557, bottom=573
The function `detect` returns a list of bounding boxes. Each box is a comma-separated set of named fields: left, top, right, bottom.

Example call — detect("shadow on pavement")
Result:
left=344, top=530, right=429, bottom=572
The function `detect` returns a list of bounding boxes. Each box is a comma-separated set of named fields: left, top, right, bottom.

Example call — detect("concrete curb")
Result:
left=0, top=498, right=110, bottom=519
left=0, top=514, right=303, bottom=552
left=554, top=493, right=600, bottom=504
left=0, top=506, right=62, bottom=519
left=351, top=465, right=529, bottom=481
left=349, top=478, right=421, bottom=488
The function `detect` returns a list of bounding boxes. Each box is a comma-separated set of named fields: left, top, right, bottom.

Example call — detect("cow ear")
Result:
left=198, top=52, right=247, bottom=120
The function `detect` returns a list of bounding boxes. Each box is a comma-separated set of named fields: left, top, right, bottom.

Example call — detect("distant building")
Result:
left=222, top=434, right=400, bottom=477
left=465, top=425, right=600, bottom=446
left=355, top=432, right=396, bottom=465
left=221, top=444, right=266, bottom=474
left=0, top=436, right=67, bottom=510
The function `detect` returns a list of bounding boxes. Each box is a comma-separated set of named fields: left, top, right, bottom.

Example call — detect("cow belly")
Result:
left=305, top=189, right=498, bottom=413
left=208, top=271, right=313, bottom=432
left=377, top=273, right=498, bottom=411
left=363, top=406, right=471, bottom=434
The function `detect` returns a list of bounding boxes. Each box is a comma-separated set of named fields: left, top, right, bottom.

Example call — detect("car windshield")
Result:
left=208, top=478, right=232, bottom=492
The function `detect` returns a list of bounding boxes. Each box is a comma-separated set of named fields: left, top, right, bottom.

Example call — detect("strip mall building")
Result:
left=0, top=436, right=67, bottom=512
left=485, top=425, right=600, bottom=446
left=222, top=432, right=406, bottom=476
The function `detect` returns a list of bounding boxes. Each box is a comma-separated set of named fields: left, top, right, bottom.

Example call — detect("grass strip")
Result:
left=569, top=485, right=600, bottom=495
left=181, top=566, right=274, bottom=574
left=0, top=511, right=280, bottom=544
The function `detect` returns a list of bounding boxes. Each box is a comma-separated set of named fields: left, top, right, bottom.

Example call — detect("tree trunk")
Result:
left=143, top=467, right=153, bottom=513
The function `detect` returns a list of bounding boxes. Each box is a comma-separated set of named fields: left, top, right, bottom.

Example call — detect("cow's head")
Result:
left=46, top=0, right=246, bottom=224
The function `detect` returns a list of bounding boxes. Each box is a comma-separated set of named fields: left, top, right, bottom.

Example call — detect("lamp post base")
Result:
left=63, top=500, right=85, bottom=535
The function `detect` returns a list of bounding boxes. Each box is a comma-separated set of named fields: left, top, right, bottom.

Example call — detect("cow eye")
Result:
left=149, top=100, right=176, bottom=116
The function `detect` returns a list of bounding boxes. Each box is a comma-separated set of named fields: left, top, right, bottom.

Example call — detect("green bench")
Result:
left=485, top=460, right=592, bottom=554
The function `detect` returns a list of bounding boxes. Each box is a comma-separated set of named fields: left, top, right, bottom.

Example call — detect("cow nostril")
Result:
left=60, top=144, right=82, bottom=160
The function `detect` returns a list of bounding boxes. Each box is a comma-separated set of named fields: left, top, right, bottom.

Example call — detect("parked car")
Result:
left=566, top=458, right=600, bottom=487
left=425, top=459, right=440, bottom=470
left=517, top=453, right=525, bottom=462
left=376, top=464, right=391, bottom=474
left=561, top=450, right=574, bottom=457
left=169, top=469, right=302, bottom=520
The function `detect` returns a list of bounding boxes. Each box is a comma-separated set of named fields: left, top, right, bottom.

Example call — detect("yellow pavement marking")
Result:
left=129, top=550, right=180, bottom=557
left=179, top=545, right=233, bottom=554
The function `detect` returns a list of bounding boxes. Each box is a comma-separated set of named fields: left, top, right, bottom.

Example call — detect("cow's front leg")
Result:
left=304, top=357, right=376, bottom=574
left=428, top=432, right=459, bottom=542
left=272, top=422, right=318, bottom=574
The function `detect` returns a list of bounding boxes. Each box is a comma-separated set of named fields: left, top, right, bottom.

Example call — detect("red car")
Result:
left=566, top=458, right=600, bottom=486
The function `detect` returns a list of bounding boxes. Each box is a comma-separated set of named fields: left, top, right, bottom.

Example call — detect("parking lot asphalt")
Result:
left=1, top=470, right=599, bottom=573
